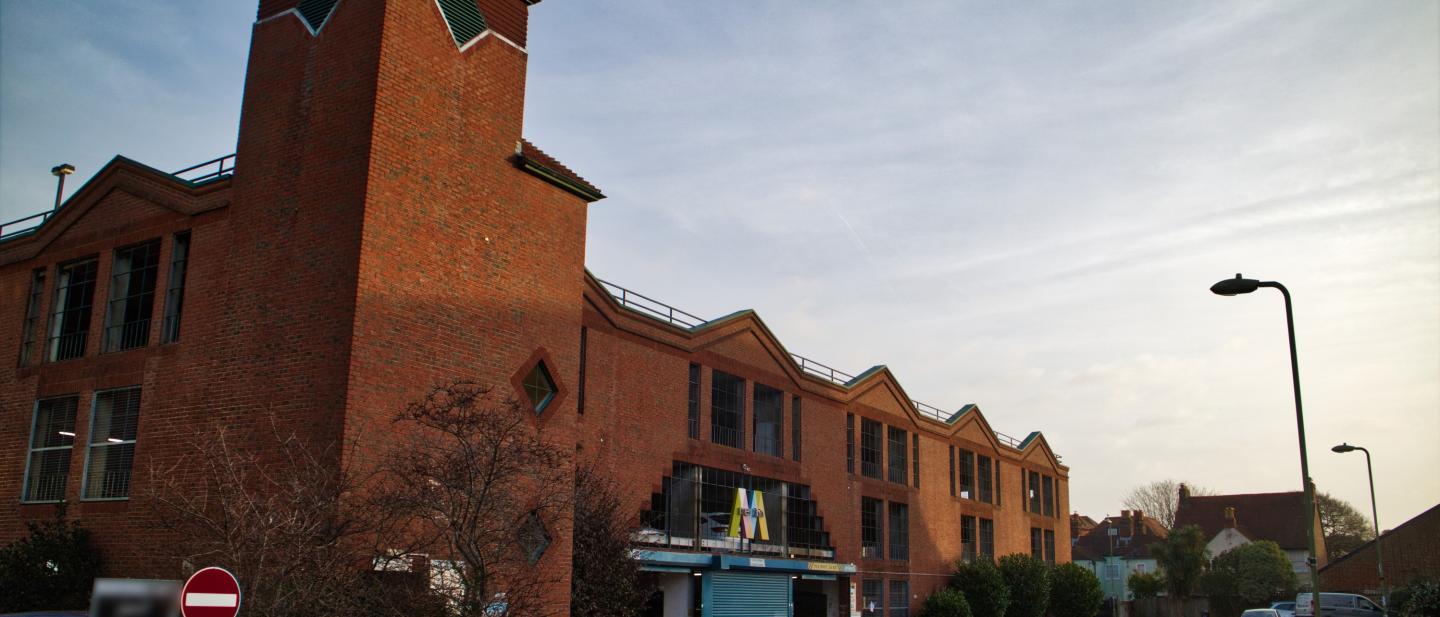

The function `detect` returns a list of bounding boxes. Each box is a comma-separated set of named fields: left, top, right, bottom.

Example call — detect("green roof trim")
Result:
left=518, top=158, right=606, bottom=202
left=437, top=0, right=489, bottom=46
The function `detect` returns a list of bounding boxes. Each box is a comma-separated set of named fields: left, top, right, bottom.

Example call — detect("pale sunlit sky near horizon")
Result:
left=2, top=1, right=1437, bottom=528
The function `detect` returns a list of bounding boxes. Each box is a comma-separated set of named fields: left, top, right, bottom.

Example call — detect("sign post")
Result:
left=180, top=567, right=242, bottom=617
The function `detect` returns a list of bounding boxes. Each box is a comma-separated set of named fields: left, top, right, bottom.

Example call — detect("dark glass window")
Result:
left=860, top=418, right=882, bottom=479
left=861, top=497, right=883, bottom=559
left=47, top=257, right=98, bottom=362
left=517, top=511, right=552, bottom=564
left=84, top=387, right=141, bottom=500
left=846, top=413, right=855, bottom=474
left=24, top=396, right=78, bottom=502
left=710, top=370, right=744, bottom=448
left=522, top=361, right=556, bottom=414
left=639, top=462, right=834, bottom=556
left=103, top=240, right=161, bottom=352
left=862, top=579, right=883, bottom=615
left=791, top=395, right=802, bottom=462
left=1030, top=527, right=1043, bottom=559
left=887, top=426, right=908, bottom=485
left=889, top=580, right=910, bottom=617
left=687, top=363, right=700, bottom=439
left=161, top=232, right=190, bottom=343
left=753, top=383, right=784, bottom=457
left=577, top=327, right=587, bottom=414
left=959, top=449, right=975, bottom=499
left=995, top=462, right=1002, bottom=508
left=979, top=518, right=995, bottom=559
left=888, top=502, right=908, bottom=561
left=1042, top=475, right=1055, bottom=517
left=19, top=269, right=45, bottom=366
left=961, top=515, right=977, bottom=563
left=948, top=446, right=956, bottom=496
left=1029, top=471, right=1042, bottom=514
left=1044, top=529, right=1056, bottom=565
left=911, top=434, right=920, bottom=489
left=978, top=455, right=993, bottom=504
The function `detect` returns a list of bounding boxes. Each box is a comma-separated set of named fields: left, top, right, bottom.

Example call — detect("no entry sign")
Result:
left=180, top=567, right=242, bottom=617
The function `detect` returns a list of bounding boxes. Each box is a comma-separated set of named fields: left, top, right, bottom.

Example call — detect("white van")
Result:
left=1294, top=593, right=1385, bottom=617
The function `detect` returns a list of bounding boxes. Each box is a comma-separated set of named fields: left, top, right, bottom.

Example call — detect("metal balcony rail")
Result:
left=172, top=153, right=236, bottom=183
left=1, top=154, right=237, bottom=244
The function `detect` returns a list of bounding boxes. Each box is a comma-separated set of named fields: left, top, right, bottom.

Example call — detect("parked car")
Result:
left=1271, top=601, right=1297, bottom=617
left=1242, top=610, right=1282, bottom=617
left=1295, top=592, right=1385, bottom=617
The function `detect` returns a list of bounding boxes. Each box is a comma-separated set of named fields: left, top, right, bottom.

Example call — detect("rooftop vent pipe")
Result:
left=51, top=163, right=75, bottom=211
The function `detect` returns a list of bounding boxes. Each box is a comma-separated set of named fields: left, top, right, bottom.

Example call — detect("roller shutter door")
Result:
left=708, top=571, right=791, bottom=617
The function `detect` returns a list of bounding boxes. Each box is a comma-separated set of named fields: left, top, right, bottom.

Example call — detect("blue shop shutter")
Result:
left=709, top=571, right=791, bottom=617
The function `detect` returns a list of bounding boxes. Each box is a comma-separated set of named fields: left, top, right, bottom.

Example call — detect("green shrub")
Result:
left=998, top=554, right=1050, bottom=617
left=1200, top=541, right=1297, bottom=617
left=1049, top=563, right=1103, bottom=617
left=920, top=587, right=974, bottom=617
left=1393, top=579, right=1440, bottom=617
left=1127, top=571, right=1164, bottom=599
left=951, top=558, right=1010, bottom=617
left=0, top=504, right=102, bottom=612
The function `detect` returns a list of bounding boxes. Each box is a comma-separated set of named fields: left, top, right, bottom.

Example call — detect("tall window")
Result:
left=948, top=446, right=956, bottom=496
left=861, top=497, right=883, bottom=558
left=978, top=455, right=993, bottom=504
left=161, top=231, right=190, bottom=343
left=1030, top=527, right=1043, bottom=559
left=995, top=462, right=1002, bottom=507
left=23, top=396, right=78, bottom=502
left=959, top=449, right=975, bottom=499
left=84, top=387, right=141, bottom=500
left=47, top=257, right=98, bottom=362
left=103, top=240, right=161, bottom=352
left=862, top=579, right=883, bottom=615
left=846, top=413, right=855, bottom=474
left=887, top=427, right=908, bottom=485
left=1044, top=529, right=1056, bottom=564
left=19, top=269, right=45, bottom=366
left=979, top=518, right=995, bottom=559
left=911, top=434, right=920, bottom=489
left=888, top=502, right=909, bottom=561
left=961, top=515, right=977, bottom=562
left=1029, top=471, right=1042, bottom=514
left=889, top=580, right=911, bottom=617
left=1042, top=475, right=1055, bottom=517
left=710, top=370, right=744, bottom=448
left=753, top=383, right=784, bottom=457
left=577, top=327, right=587, bottom=415
left=860, top=418, right=882, bottom=479
left=687, top=363, right=700, bottom=438
left=791, top=395, right=802, bottom=462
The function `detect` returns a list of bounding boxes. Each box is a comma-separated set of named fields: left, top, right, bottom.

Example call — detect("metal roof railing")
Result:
left=0, top=210, right=54, bottom=242
left=597, top=278, right=710, bottom=329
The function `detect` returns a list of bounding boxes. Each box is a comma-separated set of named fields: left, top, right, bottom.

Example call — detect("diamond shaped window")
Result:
left=522, top=361, right=556, bottom=415
left=295, top=0, right=340, bottom=32
left=517, top=511, right=551, bottom=564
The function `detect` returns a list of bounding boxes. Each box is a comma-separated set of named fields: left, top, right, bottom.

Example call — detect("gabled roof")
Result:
left=582, top=271, right=1067, bottom=469
left=1174, top=491, right=1311, bottom=550
left=1072, top=512, right=1168, bottom=561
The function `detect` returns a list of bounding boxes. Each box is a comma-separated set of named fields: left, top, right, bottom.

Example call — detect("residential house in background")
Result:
left=1072, top=510, right=1167, bottom=602
left=1172, top=484, right=1326, bottom=576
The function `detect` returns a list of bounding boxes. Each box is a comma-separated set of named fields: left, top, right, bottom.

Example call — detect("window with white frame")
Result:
left=24, top=396, right=79, bottom=502
left=83, top=387, right=141, bottom=500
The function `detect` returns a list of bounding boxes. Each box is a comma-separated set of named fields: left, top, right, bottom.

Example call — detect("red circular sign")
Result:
left=180, top=567, right=242, bottom=617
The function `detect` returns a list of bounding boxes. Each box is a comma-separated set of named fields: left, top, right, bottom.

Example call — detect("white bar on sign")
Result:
left=186, top=592, right=238, bottom=607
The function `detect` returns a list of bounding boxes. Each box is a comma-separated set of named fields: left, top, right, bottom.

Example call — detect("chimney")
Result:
left=1178, top=483, right=1191, bottom=508
left=1133, top=510, right=1144, bottom=535
left=1224, top=506, right=1237, bottom=529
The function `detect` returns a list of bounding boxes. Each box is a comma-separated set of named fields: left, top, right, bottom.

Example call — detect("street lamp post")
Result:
left=1210, top=274, right=1321, bottom=612
left=1332, top=443, right=1386, bottom=608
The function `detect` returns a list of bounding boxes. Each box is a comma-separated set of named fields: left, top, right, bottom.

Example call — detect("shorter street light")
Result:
left=1332, top=443, right=1386, bottom=608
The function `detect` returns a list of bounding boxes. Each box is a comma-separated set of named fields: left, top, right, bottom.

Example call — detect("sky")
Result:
left=2, top=1, right=1437, bottom=527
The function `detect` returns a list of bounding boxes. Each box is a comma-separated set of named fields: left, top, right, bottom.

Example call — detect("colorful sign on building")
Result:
left=727, top=488, right=769, bottom=541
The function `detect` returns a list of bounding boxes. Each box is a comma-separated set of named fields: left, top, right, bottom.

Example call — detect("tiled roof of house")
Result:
left=1072, top=511, right=1168, bottom=561
left=1174, top=491, right=1310, bottom=550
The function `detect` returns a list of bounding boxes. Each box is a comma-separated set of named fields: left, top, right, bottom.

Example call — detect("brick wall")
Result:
left=1320, top=504, right=1440, bottom=595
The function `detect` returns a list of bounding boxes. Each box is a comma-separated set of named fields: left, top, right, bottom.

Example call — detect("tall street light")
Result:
left=1210, top=274, right=1321, bottom=611
left=1332, top=442, right=1386, bottom=608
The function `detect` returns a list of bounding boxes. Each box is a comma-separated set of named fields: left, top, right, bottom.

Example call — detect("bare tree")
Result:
left=1122, top=480, right=1213, bottom=529
left=571, top=463, right=655, bottom=617
left=374, top=381, right=571, bottom=617
left=146, top=419, right=433, bottom=617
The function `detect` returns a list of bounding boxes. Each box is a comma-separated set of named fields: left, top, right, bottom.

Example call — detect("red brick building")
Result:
left=1320, top=504, right=1440, bottom=598
left=0, top=2, right=1070, bottom=615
